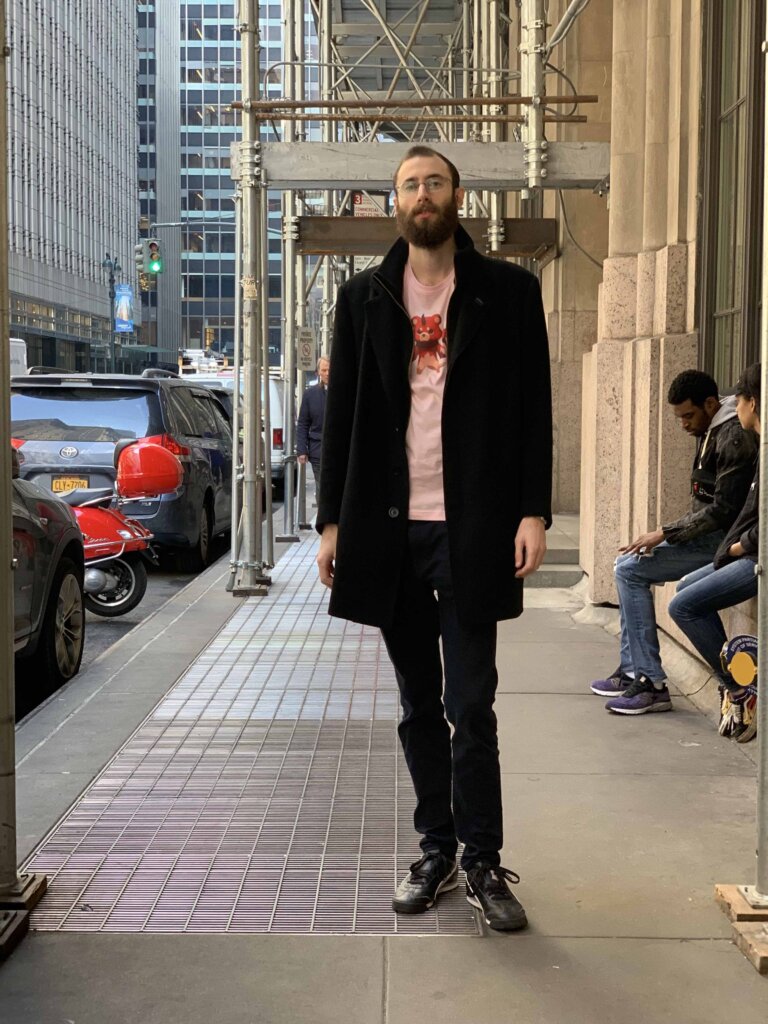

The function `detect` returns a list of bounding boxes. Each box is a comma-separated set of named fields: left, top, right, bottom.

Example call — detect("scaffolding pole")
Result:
left=232, top=0, right=270, bottom=595
left=0, top=0, right=47, bottom=957
left=277, top=0, right=300, bottom=543
left=743, top=7, right=768, bottom=908
left=520, top=0, right=547, bottom=193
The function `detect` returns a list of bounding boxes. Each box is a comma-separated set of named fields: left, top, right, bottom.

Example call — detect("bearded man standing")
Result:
left=316, top=146, right=552, bottom=931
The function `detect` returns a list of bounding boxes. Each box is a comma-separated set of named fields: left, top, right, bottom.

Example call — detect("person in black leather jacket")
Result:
left=589, top=369, right=757, bottom=715
left=668, top=364, right=760, bottom=731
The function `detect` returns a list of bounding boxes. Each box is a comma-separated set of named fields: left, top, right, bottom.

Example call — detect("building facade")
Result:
left=6, top=0, right=139, bottom=370
left=138, top=0, right=183, bottom=368
left=573, top=0, right=762, bottom=655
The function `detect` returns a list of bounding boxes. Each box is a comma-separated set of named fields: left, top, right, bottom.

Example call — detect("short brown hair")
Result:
left=393, top=146, right=460, bottom=190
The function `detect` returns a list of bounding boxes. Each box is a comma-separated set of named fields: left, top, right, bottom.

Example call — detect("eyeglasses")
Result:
left=395, top=175, right=451, bottom=196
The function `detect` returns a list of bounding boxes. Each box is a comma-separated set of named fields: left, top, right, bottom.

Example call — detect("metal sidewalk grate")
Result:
left=25, top=537, right=479, bottom=935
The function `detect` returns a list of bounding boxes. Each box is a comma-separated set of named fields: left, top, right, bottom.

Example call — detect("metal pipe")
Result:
left=753, top=0, right=768, bottom=900
left=232, top=0, right=270, bottom=594
left=260, top=167, right=274, bottom=564
left=520, top=0, right=547, bottom=192
left=279, top=0, right=299, bottom=542
left=0, top=0, right=17, bottom=896
left=462, top=0, right=471, bottom=214
left=248, top=111, right=585, bottom=124
left=227, top=184, right=243, bottom=589
left=242, top=93, right=591, bottom=109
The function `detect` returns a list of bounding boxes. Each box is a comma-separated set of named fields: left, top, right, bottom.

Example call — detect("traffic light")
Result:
left=147, top=239, right=163, bottom=274
left=134, top=242, right=145, bottom=272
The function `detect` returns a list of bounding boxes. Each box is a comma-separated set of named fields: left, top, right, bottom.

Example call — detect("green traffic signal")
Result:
left=147, top=240, right=163, bottom=273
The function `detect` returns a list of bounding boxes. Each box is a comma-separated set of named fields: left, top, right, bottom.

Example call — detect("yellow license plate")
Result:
left=51, top=476, right=88, bottom=493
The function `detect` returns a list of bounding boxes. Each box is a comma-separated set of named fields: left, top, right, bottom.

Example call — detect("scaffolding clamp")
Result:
left=237, top=140, right=262, bottom=187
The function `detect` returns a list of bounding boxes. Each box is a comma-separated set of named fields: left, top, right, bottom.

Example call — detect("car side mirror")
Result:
left=10, top=446, right=19, bottom=479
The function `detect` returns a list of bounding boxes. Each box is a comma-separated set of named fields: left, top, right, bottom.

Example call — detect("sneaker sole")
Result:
left=590, top=685, right=627, bottom=697
left=466, top=893, right=528, bottom=931
left=391, top=872, right=459, bottom=914
left=607, top=701, right=673, bottom=715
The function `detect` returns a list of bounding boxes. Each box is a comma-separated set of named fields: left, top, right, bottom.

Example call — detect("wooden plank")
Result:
left=715, top=883, right=768, bottom=923
left=296, top=216, right=558, bottom=259
left=731, top=921, right=768, bottom=974
left=262, top=141, right=610, bottom=191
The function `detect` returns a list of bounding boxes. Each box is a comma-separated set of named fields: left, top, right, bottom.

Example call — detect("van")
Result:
left=9, top=337, right=27, bottom=376
left=193, top=371, right=286, bottom=495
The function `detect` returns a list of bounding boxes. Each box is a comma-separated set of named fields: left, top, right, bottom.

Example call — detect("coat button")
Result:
left=388, top=507, right=399, bottom=518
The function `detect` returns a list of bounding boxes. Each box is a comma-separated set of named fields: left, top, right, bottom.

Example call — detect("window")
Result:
left=701, top=0, right=765, bottom=386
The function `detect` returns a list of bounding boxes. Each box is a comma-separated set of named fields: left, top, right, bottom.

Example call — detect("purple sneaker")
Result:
left=605, top=676, right=673, bottom=715
left=590, top=668, right=633, bottom=697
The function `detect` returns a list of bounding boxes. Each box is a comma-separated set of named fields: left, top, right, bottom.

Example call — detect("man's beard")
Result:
left=396, top=198, right=459, bottom=249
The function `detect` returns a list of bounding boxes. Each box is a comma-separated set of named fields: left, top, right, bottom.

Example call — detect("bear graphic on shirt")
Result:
left=411, top=314, right=447, bottom=373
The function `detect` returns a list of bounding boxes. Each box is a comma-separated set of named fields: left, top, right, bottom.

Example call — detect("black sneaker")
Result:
left=392, top=852, right=458, bottom=914
left=465, top=863, right=528, bottom=931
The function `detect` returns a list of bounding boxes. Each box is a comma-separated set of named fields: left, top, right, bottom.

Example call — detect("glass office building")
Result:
left=7, top=0, right=139, bottom=370
left=179, top=3, right=317, bottom=365
left=137, top=1, right=183, bottom=367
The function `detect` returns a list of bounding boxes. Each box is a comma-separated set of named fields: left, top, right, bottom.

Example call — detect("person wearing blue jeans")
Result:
left=668, top=363, right=760, bottom=732
left=590, top=369, right=757, bottom=715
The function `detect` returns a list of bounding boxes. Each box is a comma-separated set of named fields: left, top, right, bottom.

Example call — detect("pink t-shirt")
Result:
left=403, top=261, right=455, bottom=520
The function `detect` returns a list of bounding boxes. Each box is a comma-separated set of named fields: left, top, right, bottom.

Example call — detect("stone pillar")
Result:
left=609, top=0, right=648, bottom=257
left=642, top=0, right=670, bottom=251
left=543, top=0, right=611, bottom=513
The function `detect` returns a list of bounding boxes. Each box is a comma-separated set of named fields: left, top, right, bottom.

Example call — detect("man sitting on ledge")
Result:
left=668, top=363, right=761, bottom=742
left=590, top=369, right=757, bottom=715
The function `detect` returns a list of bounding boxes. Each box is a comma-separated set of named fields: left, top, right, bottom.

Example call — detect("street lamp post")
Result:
left=102, top=253, right=121, bottom=373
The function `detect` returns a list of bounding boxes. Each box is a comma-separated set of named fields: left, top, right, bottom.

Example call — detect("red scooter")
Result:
left=60, top=441, right=183, bottom=617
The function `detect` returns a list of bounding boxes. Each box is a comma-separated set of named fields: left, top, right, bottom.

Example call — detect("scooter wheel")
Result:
left=84, top=556, right=148, bottom=617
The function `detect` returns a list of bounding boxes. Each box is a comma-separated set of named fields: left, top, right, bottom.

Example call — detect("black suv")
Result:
left=11, top=373, right=234, bottom=571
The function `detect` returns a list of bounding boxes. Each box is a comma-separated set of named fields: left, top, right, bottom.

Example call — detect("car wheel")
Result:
left=84, top=555, right=148, bottom=617
left=178, top=500, right=211, bottom=573
left=34, top=557, right=85, bottom=686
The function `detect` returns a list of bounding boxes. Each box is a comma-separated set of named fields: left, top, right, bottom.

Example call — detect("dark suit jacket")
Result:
left=317, top=225, right=553, bottom=629
left=296, top=383, right=327, bottom=461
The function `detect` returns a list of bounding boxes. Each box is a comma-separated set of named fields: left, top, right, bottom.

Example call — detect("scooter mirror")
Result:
left=116, top=441, right=183, bottom=499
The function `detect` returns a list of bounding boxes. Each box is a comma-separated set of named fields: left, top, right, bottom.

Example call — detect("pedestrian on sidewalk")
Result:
left=315, top=145, right=552, bottom=932
left=297, top=355, right=329, bottom=505
left=591, top=369, right=757, bottom=715
left=668, top=363, right=761, bottom=741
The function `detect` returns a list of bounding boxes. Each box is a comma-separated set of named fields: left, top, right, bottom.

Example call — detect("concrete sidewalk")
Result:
left=1, top=520, right=766, bottom=1022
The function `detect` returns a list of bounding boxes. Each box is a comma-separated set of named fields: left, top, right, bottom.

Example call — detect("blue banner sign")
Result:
left=114, top=283, right=134, bottom=333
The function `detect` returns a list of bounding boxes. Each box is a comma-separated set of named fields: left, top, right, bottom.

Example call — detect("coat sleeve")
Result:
left=518, top=274, right=553, bottom=527
left=316, top=284, right=358, bottom=533
left=296, top=390, right=310, bottom=456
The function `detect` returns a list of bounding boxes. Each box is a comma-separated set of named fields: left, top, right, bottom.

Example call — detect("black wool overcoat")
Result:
left=317, top=226, right=553, bottom=629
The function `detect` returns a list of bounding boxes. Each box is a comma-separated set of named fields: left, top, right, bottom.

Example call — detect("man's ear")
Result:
left=455, top=187, right=465, bottom=207
left=703, top=395, right=720, bottom=418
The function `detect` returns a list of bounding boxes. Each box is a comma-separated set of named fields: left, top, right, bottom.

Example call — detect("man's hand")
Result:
left=317, top=523, right=338, bottom=588
left=619, top=528, right=665, bottom=555
left=297, top=454, right=308, bottom=465
left=729, top=541, right=745, bottom=557
left=514, top=517, right=547, bottom=578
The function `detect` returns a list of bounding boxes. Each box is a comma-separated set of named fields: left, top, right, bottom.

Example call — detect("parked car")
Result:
left=193, top=371, right=286, bottom=496
left=10, top=372, right=234, bottom=571
left=12, top=446, right=85, bottom=686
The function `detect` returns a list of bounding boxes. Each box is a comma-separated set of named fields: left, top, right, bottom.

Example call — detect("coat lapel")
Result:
left=365, top=290, right=412, bottom=426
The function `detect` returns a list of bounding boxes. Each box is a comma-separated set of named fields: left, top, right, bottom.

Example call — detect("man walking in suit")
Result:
left=297, top=355, right=329, bottom=504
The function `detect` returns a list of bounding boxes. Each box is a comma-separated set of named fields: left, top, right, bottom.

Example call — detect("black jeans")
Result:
left=381, top=521, right=502, bottom=869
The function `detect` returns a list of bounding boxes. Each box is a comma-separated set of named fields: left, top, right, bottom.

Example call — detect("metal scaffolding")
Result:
left=229, top=0, right=608, bottom=587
